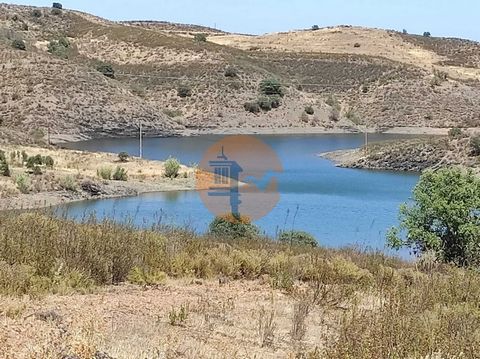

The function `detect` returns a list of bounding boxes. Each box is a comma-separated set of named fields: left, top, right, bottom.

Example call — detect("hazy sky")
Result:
left=5, top=0, right=479, bottom=40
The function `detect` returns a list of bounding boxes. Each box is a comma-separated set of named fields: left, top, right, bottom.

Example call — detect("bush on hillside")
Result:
left=47, top=37, right=70, bottom=59
left=118, top=152, right=129, bottom=162
left=164, top=157, right=180, bottom=178
left=312, top=25, right=320, bottom=31
left=388, top=168, right=480, bottom=266
left=278, top=231, right=317, bottom=247
left=31, top=9, right=42, bottom=18
left=259, top=78, right=284, bottom=97
left=423, top=31, right=431, bottom=37
left=44, top=156, right=54, bottom=168
left=11, top=39, right=26, bottom=51
left=51, top=8, right=62, bottom=15
left=257, top=95, right=281, bottom=111
left=209, top=214, right=260, bottom=239
left=52, top=2, right=62, bottom=9
left=224, top=66, right=238, bottom=78
left=448, top=127, right=463, bottom=138
left=471, top=136, right=480, bottom=156
left=305, top=105, right=315, bottom=115
left=193, top=33, right=207, bottom=42
left=244, top=101, right=260, bottom=114
left=0, top=151, right=10, bottom=177
left=177, top=85, right=192, bottom=98
left=96, top=63, right=115, bottom=79
left=97, top=166, right=112, bottom=180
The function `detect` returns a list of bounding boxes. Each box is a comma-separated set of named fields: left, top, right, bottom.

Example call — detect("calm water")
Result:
left=62, top=134, right=419, bottom=254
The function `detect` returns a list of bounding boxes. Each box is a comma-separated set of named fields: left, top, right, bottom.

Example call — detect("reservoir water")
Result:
left=62, top=134, right=419, bottom=254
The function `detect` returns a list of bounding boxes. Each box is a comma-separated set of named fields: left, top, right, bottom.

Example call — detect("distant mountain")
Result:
left=0, top=4, right=479, bottom=144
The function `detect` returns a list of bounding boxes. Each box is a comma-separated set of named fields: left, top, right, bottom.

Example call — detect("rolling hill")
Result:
left=0, top=3, right=479, bottom=144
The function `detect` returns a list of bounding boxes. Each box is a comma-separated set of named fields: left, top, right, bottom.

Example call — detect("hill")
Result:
left=0, top=4, right=479, bottom=144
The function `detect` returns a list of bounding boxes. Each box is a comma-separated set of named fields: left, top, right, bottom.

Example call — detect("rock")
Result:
left=81, top=180, right=103, bottom=196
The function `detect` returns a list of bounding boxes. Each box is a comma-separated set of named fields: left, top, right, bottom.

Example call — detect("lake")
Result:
left=62, top=134, right=419, bottom=254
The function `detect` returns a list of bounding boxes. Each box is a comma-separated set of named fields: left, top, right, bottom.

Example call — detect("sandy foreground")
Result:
left=0, top=279, right=338, bottom=359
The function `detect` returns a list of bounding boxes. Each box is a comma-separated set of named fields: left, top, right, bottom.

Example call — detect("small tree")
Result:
left=52, top=2, right=63, bottom=9
left=0, top=151, right=10, bottom=177
left=402, top=29, right=408, bottom=34
left=209, top=214, right=260, bottom=239
left=244, top=101, right=260, bottom=114
left=423, top=31, right=431, bottom=37
left=96, top=63, right=115, bottom=79
left=12, top=39, right=26, bottom=51
left=312, top=25, right=320, bottom=31
left=471, top=136, right=480, bottom=156
left=112, top=167, right=128, bottom=181
left=164, top=157, right=180, bottom=178
left=118, top=152, right=129, bottom=162
left=387, top=168, right=480, bottom=266
left=194, top=33, right=207, bottom=42
left=44, top=156, right=54, bottom=168
left=259, top=79, right=284, bottom=97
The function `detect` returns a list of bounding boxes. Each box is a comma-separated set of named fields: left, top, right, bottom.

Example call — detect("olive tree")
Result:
left=387, top=168, right=480, bottom=266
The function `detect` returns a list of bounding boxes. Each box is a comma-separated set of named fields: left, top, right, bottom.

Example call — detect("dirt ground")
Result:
left=0, top=279, right=339, bottom=359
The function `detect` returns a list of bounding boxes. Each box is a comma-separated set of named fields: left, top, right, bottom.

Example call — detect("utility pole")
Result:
left=139, top=120, right=143, bottom=159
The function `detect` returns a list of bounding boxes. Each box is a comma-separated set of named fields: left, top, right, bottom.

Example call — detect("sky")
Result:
left=5, top=0, right=480, bottom=41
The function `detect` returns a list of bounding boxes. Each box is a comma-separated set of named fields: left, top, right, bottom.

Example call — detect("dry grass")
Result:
left=0, top=212, right=479, bottom=358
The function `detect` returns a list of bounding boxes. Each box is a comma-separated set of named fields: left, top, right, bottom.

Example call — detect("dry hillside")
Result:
left=0, top=5, right=480, bottom=144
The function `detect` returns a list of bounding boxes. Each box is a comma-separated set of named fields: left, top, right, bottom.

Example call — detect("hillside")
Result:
left=0, top=4, right=480, bottom=144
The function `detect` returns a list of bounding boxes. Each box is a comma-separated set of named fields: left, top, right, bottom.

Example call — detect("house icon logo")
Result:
left=196, top=135, right=283, bottom=221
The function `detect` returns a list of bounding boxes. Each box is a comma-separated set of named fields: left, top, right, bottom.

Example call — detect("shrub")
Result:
left=0, top=154, right=10, bottom=177
left=26, top=154, right=43, bottom=169
left=259, top=78, right=284, bottom=97
left=15, top=174, right=30, bottom=194
left=448, top=127, right=463, bottom=138
left=32, top=9, right=42, bottom=18
left=423, top=31, right=431, bottom=37
left=47, top=37, right=70, bottom=59
left=209, top=214, right=260, bottom=239
left=244, top=101, right=260, bottom=114
left=471, top=136, right=480, bottom=156
left=224, top=66, right=238, bottom=78
left=112, top=167, right=128, bottom=181
left=44, top=156, right=54, bottom=168
left=402, top=29, right=408, bottom=34
left=388, top=168, right=480, bottom=266
left=177, top=85, right=192, bottom=98
left=311, top=25, right=319, bottom=31
left=51, top=8, right=62, bottom=15
left=11, top=39, right=26, bottom=51
left=97, top=166, right=112, bottom=180
left=127, top=267, right=166, bottom=286
left=118, top=152, right=129, bottom=162
left=353, top=42, right=361, bottom=48
left=52, top=2, right=63, bottom=9
left=193, top=33, right=207, bottom=42
left=305, top=105, right=314, bottom=115
left=164, top=157, right=180, bottom=178
left=278, top=231, right=317, bottom=247
left=59, top=175, right=77, bottom=192
left=96, top=63, right=115, bottom=79
left=325, top=94, right=341, bottom=111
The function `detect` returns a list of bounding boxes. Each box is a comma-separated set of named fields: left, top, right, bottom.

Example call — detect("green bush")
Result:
left=305, top=105, right=315, bottom=115
left=259, top=78, right=284, bottom=97
left=224, top=66, right=238, bottom=78
left=0, top=151, right=10, bottom=177
left=11, top=39, right=26, bottom=51
left=26, top=154, right=43, bottom=169
left=278, top=231, right=317, bottom=247
left=15, top=174, right=30, bottom=194
left=59, top=175, right=77, bottom=192
left=448, top=127, right=463, bottom=138
left=44, top=156, right=54, bottom=168
left=388, top=168, right=480, bottom=266
left=209, top=214, right=260, bottom=239
left=52, top=2, right=63, bottom=9
left=257, top=96, right=274, bottom=111
left=112, top=167, right=128, bottom=181
left=47, top=37, right=70, bottom=59
left=177, top=85, right=192, bottom=98
left=97, top=166, right=112, bottom=180
left=312, top=25, right=319, bottom=31
left=244, top=101, right=260, bottom=114
left=31, top=9, right=42, bottom=18
left=96, top=63, right=115, bottom=79
left=470, top=136, right=480, bottom=156
left=193, top=33, right=207, bottom=42
left=118, top=152, right=129, bottom=162
left=423, top=31, right=431, bottom=37
left=164, top=157, right=180, bottom=178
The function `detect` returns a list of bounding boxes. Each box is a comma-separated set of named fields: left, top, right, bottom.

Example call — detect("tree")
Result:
left=387, top=168, right=480, bottom=266
left=279, top=231, right=317, bottom=247
left=194, top=33, right=207, bottom=42
left=312, top=25, right=320, bottom=31
left=471, top=136, right=480, bottom=156
left=259, top=78, right=284, bottom=97
left=52, top=2, right=63, bottom=9
left=209, top=214, right=260, bottom=239
left=402, top=29, right=408, bottom=34
left=423, top=31, right=431, bottom=37
left=118, top=152, right=129, bottom=162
